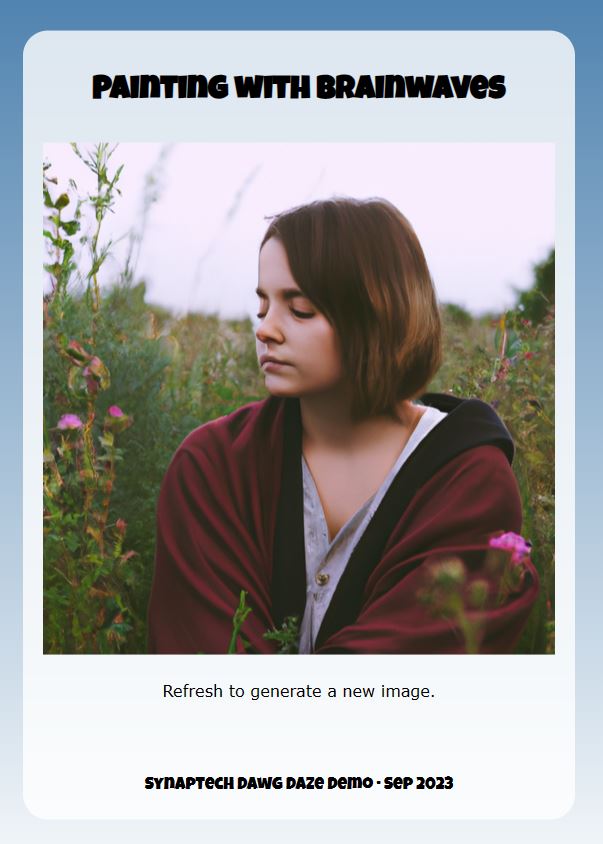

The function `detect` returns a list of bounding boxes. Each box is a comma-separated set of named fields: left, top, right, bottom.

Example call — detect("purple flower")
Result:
left=57, top=413, right=83, bottom=430
left=489, top=532, right=532, bottom=565
left=108, top=405, right=124, bottom=418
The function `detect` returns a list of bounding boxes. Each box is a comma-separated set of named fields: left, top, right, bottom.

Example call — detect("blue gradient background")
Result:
left=3, top=2, right=599, bottom=840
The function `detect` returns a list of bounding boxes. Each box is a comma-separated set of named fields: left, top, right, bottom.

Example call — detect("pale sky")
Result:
left=43, top=142, right=555, bottom=317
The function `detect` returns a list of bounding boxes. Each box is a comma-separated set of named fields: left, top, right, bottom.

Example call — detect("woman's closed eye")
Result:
left=256, top=307, right=316, bottom=320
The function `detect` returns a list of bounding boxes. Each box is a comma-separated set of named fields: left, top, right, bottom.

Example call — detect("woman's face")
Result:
left=256, top=238, right=344, bottom=399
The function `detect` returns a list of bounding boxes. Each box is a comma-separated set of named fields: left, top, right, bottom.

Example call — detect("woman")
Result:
left=148, top=198, right=538, bottom=654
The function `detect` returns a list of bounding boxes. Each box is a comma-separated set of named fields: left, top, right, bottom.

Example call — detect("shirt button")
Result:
left=315, top=572, right=330, bottom=586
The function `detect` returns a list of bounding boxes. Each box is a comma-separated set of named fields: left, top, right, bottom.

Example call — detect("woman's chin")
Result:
left=263, top=380, right=300, bottom=398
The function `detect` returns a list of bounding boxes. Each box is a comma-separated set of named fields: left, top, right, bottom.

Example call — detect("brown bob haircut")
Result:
left=261, top=197, right=442, bottom=418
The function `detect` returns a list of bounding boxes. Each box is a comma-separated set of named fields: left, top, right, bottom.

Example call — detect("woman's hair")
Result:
left=261, top=197, right=442, bottom=418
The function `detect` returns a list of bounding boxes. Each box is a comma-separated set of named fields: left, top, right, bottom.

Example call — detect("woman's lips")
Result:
left=261, top=361, right=293, bottom=373
left=259, top=354, right=292, bottom=370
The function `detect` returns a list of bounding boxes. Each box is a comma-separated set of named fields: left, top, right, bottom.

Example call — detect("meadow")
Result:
left=42, top=145, right=554, bottom=655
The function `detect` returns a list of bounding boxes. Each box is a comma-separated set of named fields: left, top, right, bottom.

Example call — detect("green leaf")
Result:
left=43, top=187, right=55, bottom=208
left=98, top=432, right=114, bottom=448
left=60, top=219, right=80, bottom=236
left=44, top=262, right=62, bottom=279
left=62, top=241, right=74, bottom=265
left=67, top=365, right=90, bottom=397
left=65, top=339, right=91, bottom=364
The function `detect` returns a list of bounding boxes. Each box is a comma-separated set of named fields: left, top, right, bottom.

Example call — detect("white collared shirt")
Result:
left=298, top=405, right=447, bottom=653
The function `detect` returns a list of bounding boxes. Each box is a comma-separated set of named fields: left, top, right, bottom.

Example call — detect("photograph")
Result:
left=42, top=142, right=555, bottom=655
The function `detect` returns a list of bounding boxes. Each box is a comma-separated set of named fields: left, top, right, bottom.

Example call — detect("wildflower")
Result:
left=468, top=579, right=489, bottom=606
left=430, top=557, right=466, bottom=588
left=489, top=532, right=532, bottom=565
left=104, top=405, right=133, bottom=433
left=524, top=351, right=534, bottom=360
left=82, top=365, right=99, bottom=395
left=115, top=518, right=127, bottom=535
left=494, top=357, right=512, bottom=382
left=57, top=413, right=83, bottom=430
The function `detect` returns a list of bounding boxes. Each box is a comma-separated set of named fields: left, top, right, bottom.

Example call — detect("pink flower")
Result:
left=104, top=405, right=133, bottom=433
left=82, top=366, right=99, bottom=395
left=57, top=413, right=83, bottom=430
left=115, top=518, right=127, bottom=535
left=489, top=532, right=532, bottom=565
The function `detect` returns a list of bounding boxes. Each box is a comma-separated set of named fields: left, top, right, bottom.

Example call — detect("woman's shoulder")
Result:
left=174, top=396, right=287, bottom=461
left=158, top=397, right=290, bottom=518
left=438, top=442, right=518, bottom=485
left=419, top=392, right=515, bottom=465
left=402, top=394, right=521, bottom=525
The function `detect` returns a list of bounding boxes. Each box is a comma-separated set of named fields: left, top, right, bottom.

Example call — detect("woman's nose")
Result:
left=255, top=311, right=284, bottom=344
